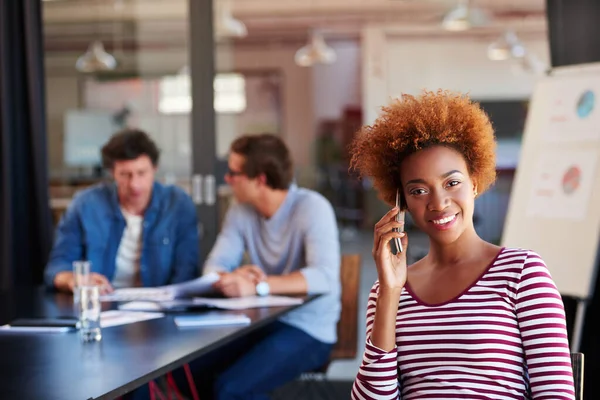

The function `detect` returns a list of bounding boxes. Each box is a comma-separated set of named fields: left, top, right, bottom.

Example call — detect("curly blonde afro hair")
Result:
left=350, top=90, right=496, bottom=208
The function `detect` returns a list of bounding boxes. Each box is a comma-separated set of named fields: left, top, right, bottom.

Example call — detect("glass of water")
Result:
left=72, top=261, right=91, bottom=307
left=78, top=285, right=102, bottom=342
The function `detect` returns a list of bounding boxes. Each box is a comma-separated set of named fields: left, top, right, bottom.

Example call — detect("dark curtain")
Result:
left=0, top=0, right=52, bottom=289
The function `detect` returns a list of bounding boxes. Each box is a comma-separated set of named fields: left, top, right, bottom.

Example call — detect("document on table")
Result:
left=190, top=295, right=304, bottom=310
left=100, top=272, right=220, bottom=302
left=0, top=312, right=165, bottom=332
left=100, top=310, right=164, bottom=328
left=117, top=295, right=304, bottom=312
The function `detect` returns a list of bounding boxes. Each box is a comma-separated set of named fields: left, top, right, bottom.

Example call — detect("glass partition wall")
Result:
left=43, top=0, right=219, bottom=254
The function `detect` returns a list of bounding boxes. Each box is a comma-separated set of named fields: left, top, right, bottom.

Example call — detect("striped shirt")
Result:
left=352, top=248, right=575, bottom=400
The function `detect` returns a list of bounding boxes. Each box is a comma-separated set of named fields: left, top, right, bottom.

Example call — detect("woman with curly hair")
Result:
left=350, top=91, right=575, bottom=399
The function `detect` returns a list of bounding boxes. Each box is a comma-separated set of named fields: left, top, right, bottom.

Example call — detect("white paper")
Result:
left=117, top=301, right=164, bottom=312
left=100, top=310, right=164, bottom=328
left=100, top=288, right=174, bottom=302
left=100, top=272, right=220, bottom=302
left=543, top=80, right=600, bottom=142
left=165, top=272, right=220, bottom=298
left=190, top=295, right=303, bottom=310
left=526, top=150, right=598, bottom=220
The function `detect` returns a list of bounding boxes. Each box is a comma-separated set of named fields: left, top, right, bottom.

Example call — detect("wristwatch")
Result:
left=256, top=281, right=270, bottom=296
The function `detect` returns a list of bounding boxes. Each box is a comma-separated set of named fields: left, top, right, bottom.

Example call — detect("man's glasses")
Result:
left=226, top=167, right=245, bottom=177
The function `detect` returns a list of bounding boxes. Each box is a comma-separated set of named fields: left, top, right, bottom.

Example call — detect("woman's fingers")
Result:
left=376, top=220, right=404, bottom=235
left=374, top=207, right=401, bottom=229
left=374, top=221, right=404, bottom=248
left=376, top=231, right=406, bottom=256
left=373, top=208, right=403, bottom=255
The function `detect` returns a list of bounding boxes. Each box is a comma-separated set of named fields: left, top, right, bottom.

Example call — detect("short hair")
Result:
left=101, top=129, right=160, bottom=169
left=350, top=90, right=496, bottom=208
left=230, top=134, right=293, bottom=190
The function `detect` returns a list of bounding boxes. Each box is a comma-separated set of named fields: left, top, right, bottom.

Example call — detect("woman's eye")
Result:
left=410, top=188, right=426, bottom=195
left=447, top=180, right=460, bottom=187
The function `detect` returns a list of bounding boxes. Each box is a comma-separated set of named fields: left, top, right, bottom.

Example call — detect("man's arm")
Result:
left=202, top=205, right=246, bottom=275
left=44, top=200, right=86, bottom=289
left=266, top=194, right=340, bottom=295
left=214, top=195, right=340, bottom=298
left=169, top=194, right=200, bottom=283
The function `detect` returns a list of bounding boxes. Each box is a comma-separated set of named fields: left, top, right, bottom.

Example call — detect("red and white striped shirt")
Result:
left=352, top=248, right=575, bottom=400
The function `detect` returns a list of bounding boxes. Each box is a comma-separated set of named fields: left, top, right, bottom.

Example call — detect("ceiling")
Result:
left=43, top=0, right=548, bottom=53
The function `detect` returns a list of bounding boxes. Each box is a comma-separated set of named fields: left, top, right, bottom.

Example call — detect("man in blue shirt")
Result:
left=45, top=129, right=199, bottom=292
left=202, top=133, right=341, bottom=399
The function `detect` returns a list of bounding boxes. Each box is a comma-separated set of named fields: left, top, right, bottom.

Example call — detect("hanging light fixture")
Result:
left=75, top=40, right=117, bottom=73
left=294, top=31, right=337, bottom=67
left=516, top=53, right=548, bottom=75
left=486, top=30, right=546, bottom=75
left=75, top=0, right=118, bottom=73
left=442, top=0, right=489, bottom=32
left=487, top=30, right=526, bottom=61
left=215, top=0, right=247, bottom=38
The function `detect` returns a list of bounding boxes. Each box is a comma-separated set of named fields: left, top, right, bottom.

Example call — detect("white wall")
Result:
left=226, top=45, right=314, bottom=166
left=312, top=41, right=361, bottom=123
left=362, top=26, right=550, bottom=124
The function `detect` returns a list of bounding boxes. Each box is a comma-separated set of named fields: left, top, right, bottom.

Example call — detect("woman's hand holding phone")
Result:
left=372, top=206, right=408, bottom=293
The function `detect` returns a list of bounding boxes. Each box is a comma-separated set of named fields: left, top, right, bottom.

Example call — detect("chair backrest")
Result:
left=331, top=254, right=361, bottom=361
left=571, top=352, right=584, bottom=400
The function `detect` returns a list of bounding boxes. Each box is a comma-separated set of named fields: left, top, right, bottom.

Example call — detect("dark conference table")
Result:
left=0, top=288, right=314, bottom=400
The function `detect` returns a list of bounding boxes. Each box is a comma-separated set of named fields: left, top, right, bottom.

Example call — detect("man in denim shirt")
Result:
left=45, top=129, right=199, bottom=292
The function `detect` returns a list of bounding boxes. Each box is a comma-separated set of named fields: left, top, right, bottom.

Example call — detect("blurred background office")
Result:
left=0, top=0, right=597, bottom=398
left=43, top=0, right=542, bottom=244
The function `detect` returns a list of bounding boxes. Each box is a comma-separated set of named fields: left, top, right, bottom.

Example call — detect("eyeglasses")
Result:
left=226, top=167, right=245, bottom=177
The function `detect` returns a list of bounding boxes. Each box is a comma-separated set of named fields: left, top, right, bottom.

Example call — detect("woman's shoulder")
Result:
left=495, top=247, right=546, bottom=266
left=488, top=248, right=553, bottom=286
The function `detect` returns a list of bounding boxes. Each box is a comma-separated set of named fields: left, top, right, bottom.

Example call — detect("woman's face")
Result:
left=400, top=145, right=477, bottom=245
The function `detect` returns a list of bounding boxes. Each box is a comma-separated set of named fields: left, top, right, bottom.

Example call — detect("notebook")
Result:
left=173, top=313, right=251, bottom=328
left=0, top=318, right=78, bottom=333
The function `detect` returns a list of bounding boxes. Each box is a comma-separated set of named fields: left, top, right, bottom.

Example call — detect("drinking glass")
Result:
left=77, top=285, right=102, bottom=342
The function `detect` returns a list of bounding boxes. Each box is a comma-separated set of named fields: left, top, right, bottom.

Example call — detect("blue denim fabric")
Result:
left=214, top=321, right=333, bottom=400
left=45, top=181, right=199, bottom=288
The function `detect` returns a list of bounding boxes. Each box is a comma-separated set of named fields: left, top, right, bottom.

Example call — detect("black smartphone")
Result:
left=390, top=189, right=404, bottom=255
left=10, top=318, right=78, bottom=328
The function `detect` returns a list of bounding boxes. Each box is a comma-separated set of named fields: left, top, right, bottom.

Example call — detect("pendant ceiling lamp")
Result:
left=487, top=30, right=526, bottom=61
left=76, top=40, right=117, bottom=73
left=215, top=0, right=247, bottom=38
left=294, top=31, right=337, bottom=67
left=75, top=0, right=118, bottom=73
left=442, top=0, right=489, bottom=31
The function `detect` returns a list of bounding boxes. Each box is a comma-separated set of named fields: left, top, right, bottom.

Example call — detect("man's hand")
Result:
left=53, top=271, right=114, bottom=295
left=213, top=272, right=257, bottom=298
left=232, top=265, right=266, bottom=285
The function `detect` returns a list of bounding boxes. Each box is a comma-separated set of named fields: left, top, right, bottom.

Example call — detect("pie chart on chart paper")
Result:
left=562, top=166, right=581, bottom=195
left=576, top=90, right=595, bottom=118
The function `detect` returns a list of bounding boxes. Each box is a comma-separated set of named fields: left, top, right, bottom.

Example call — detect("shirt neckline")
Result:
left=404, top=247, right=506, bottom=308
